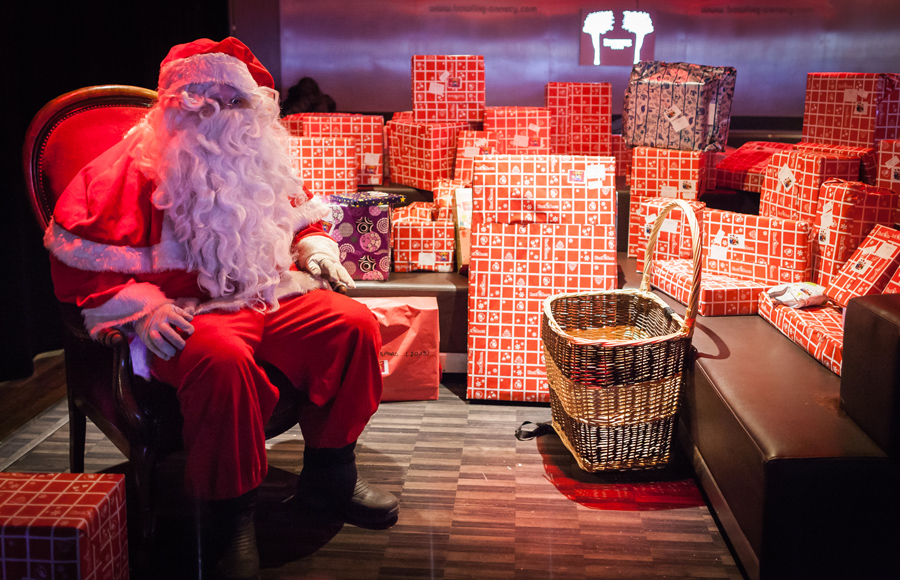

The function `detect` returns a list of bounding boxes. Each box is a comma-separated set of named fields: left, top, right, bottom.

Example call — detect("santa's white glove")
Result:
left=133, top=303, right=195, bottom=361
left=295, top=235, right=356, bottom=293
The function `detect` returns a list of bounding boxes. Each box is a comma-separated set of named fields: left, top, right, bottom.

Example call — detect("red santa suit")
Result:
left=44, top=40, right=383, bottom=501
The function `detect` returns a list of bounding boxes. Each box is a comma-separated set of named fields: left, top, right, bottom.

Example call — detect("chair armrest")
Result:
left=95, top=326, right=152, bottom=440
left=841, top=293, right=900, bottom=458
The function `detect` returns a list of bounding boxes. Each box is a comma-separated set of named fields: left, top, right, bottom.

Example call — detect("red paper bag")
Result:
left=353, top=297, right=440, bottom=401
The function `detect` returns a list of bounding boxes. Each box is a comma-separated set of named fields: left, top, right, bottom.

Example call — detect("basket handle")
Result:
left=639, top=199, right=702, bottom=334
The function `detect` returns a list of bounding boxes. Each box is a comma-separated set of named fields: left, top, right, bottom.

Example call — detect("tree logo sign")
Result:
left=580, top=9, right=655, bottom=66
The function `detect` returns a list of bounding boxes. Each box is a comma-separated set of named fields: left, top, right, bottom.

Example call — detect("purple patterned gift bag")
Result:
left=323, top=191, right=405, bottom=281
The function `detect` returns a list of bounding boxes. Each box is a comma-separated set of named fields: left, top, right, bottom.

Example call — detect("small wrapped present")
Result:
left=651, top=258, right=765, bottom=316
left=628, top=196, right=705, bottom=267
left=483, top=107, right=551, bottom=155
left=391, top=218, right=456, bottom=273
left=758, top=291, right=844, bottom=375
left=630, top=146, right=717, bottom=199
left=323, top=191, right=405, bottom=281
left=795, top=141, right=877, bottom=185
left=715, top=141, right=795, bottom=193
left=453, top=130, right=501, bottom=183
left=544, top=82, right=612, bottom=155
left=825, top=224, right=900, bottom=307
left=288, top=136, right=358, bottom=196
left=760, top=150, right=860, bottom=223
left=387, top=119, right=467, bottom=190
left=412, top=54, right=485, bottom=124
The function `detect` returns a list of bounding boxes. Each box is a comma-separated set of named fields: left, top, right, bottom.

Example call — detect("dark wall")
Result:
left=0, top=1, right=229, bottom=380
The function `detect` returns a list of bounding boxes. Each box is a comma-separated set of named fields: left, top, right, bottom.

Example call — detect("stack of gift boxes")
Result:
left=626, top=69, right=900, bottom=375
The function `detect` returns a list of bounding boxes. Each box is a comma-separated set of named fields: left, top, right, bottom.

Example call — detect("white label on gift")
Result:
left=778, top=164, right=795, bottom=190
left=660, top=185, right=677, bottom=198
left=463, top=146, right=481, bottom=157
left=874, top=241, right=898, bottom=260
left=709, top=244, right=729, bottom=260
left=820, top=201, right=834, bottom=230
left=843, top=88, right=859, bottom=102
left=512, top=134, right=530, bottom=148
left=427, top=81, right=445, bottom=95
left=886, top=155, right=900, bottom=168
left=363, top=153, right=380, bottom=165
left=670, top=115, right=691, bottom=132
left=661, top=218, right=679, bottom=233
left=585, top=164, right=607, bottom=188
left=439, top=71, right=451, bottom=82
left=528, top=123, right=542, bottom=133
left=418, top=252, right=436, bottom=266
left=713, top=228, right=726, bottom=247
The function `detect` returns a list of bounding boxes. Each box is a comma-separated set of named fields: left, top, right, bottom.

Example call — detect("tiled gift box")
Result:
left=412, top=55, right=485, bottom=124
left=432, top=178, right=469, bottom=211
left=825, top=224, right=900, bottom=307
left=628, top=196, right=705, bottom=267
left=288, top=136, right=358, bottom=196
left=611, top=134, right=633, bottom=181
left=882, top=260, right=900, bottom=294
left=453, top=130, right=501, bottom=183
left=795, top=141, right=877, bottom=185
left=386, top=119, right=468, bottom=191
left=801, top=72, right=900, bottom=149
left=483, top=107, right=551, bottom=155
left=812, top=179, right=898, bottom=287
left=323, top=191, right=405, bottom=281
left=757, top=291, right=844, bottom=375
left=471, top=155, right=616, bottom=228
left=391, top=218, right=456, bottom=273
left=466, top=221, right=618, bottom=402
left=630, top=146, right=717, bottom=199
left=875, top=139, right=900, bottom=222
left=760, top=150, right=860, bottom=223
left=544, top=82, right=612, bottom=155
left=392, top=201, right=438, bottom=222
left=651, top=258, right=765, bottom=316
left=282, top=113, right=385, bottom=186
left=622, top=60, right=737, bottom=152
left=715, top=141, right=795, bottom=193
left=0, top=473, right=128, bottom=580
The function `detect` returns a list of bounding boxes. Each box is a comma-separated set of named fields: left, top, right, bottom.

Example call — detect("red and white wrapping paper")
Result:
left=715, top=141, right=795, bottom=193
left=758, top=291, right=844, bottom=375
left=881, top=262, right=900, bottom=294
left=386, top=119, right=467, bottom=191
left=483, top=107, right=551, bottom=155
left=466, top=221, right=617, bottom=402
left=412, top=55, right=485, bottom=124
left=544, top=82, right=612, bottom=155
left=795, top=141, right=877, bottom=185
left=281, top=113, right=385, bottom=186
left=391, top=218, right=456, bottom=272
left=760, top=150, right=860, bottom=223
left=630, top=146, right=717, bottom=199
left=651, top=258, right=765, bottom=316
left=704, top=209, right=814, bottom=285
left=0, top=473, right=128, bottom=580
left=472, top=155, right=616, bottom=228
left=628, top=196, right=705, bottom=267
left=288, top=136, right=358, bottom=196
left=801, top=72, right=900, bottom=149
left=432, top=178, right=468, bottom=211
left=392, top=202, right=438, bottom=223
left=812, top=179, right=898, bottom=287
left=825, top=224, right=900, bottom=307
left=875, top=139, right=900, bottom=222
left=453, top=130, right=501, bottom=183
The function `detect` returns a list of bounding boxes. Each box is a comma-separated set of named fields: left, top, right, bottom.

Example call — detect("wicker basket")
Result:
left=541, top=199, right=701, bottom=472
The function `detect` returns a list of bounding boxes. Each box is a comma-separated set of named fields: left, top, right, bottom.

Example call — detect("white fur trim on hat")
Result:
left=158, top=52, right=257, bottom=94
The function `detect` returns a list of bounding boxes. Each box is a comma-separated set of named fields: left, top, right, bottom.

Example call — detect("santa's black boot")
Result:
left=297, top=443, right=399, bottom=529
left=203, top=489, right=260, bottom=580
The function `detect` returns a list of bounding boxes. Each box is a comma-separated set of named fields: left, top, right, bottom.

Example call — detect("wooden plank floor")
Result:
left=1, top=362, right=746, bottom=580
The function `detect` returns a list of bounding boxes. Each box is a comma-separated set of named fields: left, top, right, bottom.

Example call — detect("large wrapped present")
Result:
left=704, top=209, right=815, bottom=285
left=386, top=119, right=467, bottom=190
left=483, top=107, right=551, bottom=155
left=758, top=291, right=844, bottom=375
left=630, top=146, right=717, bottom=199
left=795, top=141, right=877, bottom=184
left=466, top=221, right=618, bottom=402
left=759, top=150, right=860, bottom=223
left=0, top=473, right=128, bottom=580
left=282, top=113, right=385, bottom=186
left=652, top=258, right=766, bottom=316
left=323, top=191, right=404, bottom=281
left=288, top=136, right=358, bottom=196
left=812, top=179, right=898, bottom=287
left=472, top=154, right=616, bottom=228
left=628, top=196, right=705, bottom=267
left=611, top=134, right=633, bottom=181
left=453, top=130, right=501, bottom=183
left=391, top=216, right=456, bottom=273
left=825, top=224, right=900, bottom=307
left=715, top=141, right=795, bottom=193
left=544, top=82, right=612, bottom=155
left=801, top=72, right=900, bottom=149
left=412, top=54, right=485, bottom=124
left=622, top=60, right=736, bottom=152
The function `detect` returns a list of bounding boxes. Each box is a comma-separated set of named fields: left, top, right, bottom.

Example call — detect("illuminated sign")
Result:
left=580, top=9, right=655, bottom=66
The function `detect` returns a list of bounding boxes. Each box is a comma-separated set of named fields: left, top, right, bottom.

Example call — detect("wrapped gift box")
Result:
left=825, top=224, right=900, bottom=307
left=544, top=82, right=612, bottom=155
left=651, top=258, right=765, bottom=316
left=611, top=134, right=633, bottom=181
left=875, top=139, right=900, bottom=222
left=412, top=55, right=485, bottom=124
left=472, top=154, right=616, bottom=228
left=812, top=179, right=898, bottom=287
left=323, top=191, right=405, bottom=281
left=453, top=130, right=501, bottom=183
left=622, top=60, right=736, bottom=152
left=467, top=221, right=617, bottom=402
left=628, top=196, right=705, bottom=267
left=715, top=141, right=795, bottom=193
left=795, top=141, right=877, bottom=185
left=288, top=136, right=358, bottom=196
left=386, top=119, right=467, bottom=191
left=630, top=146, right=717, bottom=199
left=483, top=107, right=551, bottom=155
left=801, top=72, right=900, bottom=149
left=392, top=217, right=456, bottom=273
left=760, top=150, right=860, bottom=223
left=392, top=201, right=437, bottom=222
left=282, top=113, right=385, bottom=186
left=758, top=291, right=844, bottom=375
left=881, top=262, right=900, bottom=294
left=0, top=473, right=128, bottom=580
left=432, top=178, right=468, bottom=210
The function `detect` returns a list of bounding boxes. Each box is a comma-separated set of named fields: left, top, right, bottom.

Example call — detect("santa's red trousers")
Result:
left=151, top=289, right=383, bottom=500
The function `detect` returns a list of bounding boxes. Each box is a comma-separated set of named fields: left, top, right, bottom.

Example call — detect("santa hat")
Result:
left=158, top=37, right=275, bottom=94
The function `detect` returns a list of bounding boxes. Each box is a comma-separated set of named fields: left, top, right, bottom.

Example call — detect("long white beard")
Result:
left=133, top=85, right=307, bottom=307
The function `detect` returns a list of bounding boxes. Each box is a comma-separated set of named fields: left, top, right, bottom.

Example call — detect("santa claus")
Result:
left=44, top=37, right=397, bottom=579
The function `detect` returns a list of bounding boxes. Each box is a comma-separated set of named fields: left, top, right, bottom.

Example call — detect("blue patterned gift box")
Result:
left=323, top=191, right=405, bottom=281
left=623, top=61, right=736, bottom=153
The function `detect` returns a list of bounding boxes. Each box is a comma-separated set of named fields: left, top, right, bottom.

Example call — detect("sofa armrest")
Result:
left=841, top=293, right=900, bottom=458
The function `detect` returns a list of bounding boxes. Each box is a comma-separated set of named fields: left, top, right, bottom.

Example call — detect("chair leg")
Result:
left=67, top=392, right=87, bottom=473
left=130, top=446, right=161, bottom=560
